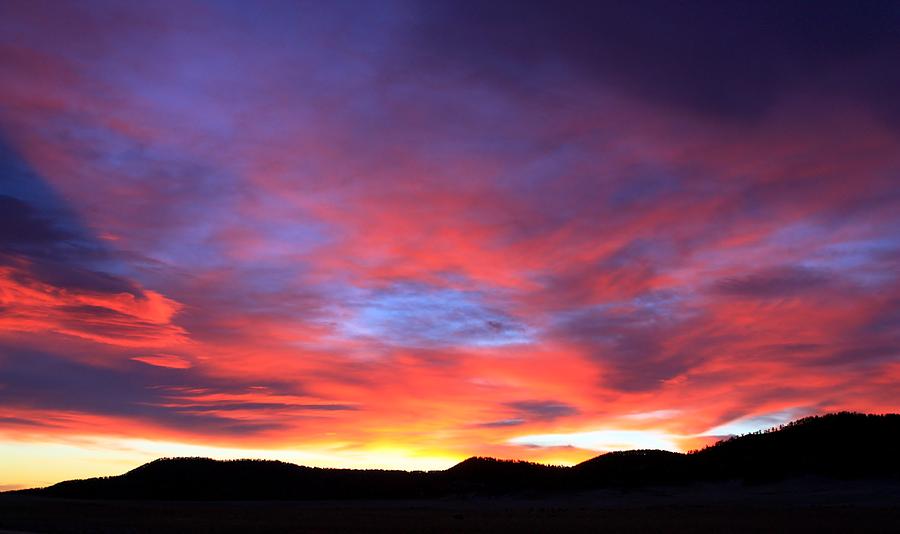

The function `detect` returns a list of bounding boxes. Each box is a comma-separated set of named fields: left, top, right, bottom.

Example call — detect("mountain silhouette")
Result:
left=18, top=412, right=900, bottom=500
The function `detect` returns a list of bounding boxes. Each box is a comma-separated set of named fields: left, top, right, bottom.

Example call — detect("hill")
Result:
left=689, top=412, right=900, bottom=481
left=18, top=412, right=900, bottom=500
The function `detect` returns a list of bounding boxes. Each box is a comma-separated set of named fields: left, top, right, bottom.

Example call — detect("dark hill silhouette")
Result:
left=573, top=449, right=690, bottom=488
left=34, top=458, right=433, bottom=500
left=689, top=412, right=900, bottom=482
left=18, top=412, right=900, bottom=500
left=440, top=456, right=566, bottom=493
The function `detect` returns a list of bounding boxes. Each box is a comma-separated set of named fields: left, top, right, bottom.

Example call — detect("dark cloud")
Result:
left=0, top=140, right=143, bottom=297
left=862, top=297, right=900, bottom=335
left=714, top=265, right=831, bottom=298
left=412, top=0, right=900, bottom=123
left=475, top=400, right=578, bottom=428
left=0, top=141, right=87, bottom=252
left=477, top=418, right=526, bottom=428
left=54, top=305, right=134, bottom=318
left=0, top=416, right=55, bottom=428
left=26, top=261, right=140, bottom=295
left=177, top=403, right=358, bottom=413
left=0, top=346, right=307, bottom=435
left=0, top=194, right=72, bottom=246
left=554, top=298, right=708, bottom=391
left=822, top=344, right=899, bottom=366
left=506, top=400, right=578, bottom=420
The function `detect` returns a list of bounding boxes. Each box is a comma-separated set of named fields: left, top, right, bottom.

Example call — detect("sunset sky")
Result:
left=2, top=1, right=900, bottom=489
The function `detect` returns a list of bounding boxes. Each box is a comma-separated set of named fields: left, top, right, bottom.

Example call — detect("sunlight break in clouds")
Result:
left=509, top=430, right=680, bottom=453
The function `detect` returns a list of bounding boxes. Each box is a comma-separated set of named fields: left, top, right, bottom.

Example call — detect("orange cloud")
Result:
left=0, top=264, right=187, bottom=348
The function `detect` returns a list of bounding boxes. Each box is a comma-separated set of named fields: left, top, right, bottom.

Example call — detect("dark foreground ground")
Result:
left=2, top=479, right=899, bottom=533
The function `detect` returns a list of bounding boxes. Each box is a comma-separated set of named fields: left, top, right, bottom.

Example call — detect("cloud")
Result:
left=714, top=265, right=832, bottom=298
left=131, top=354, right=192, bottom=369
left=0, top=144, right=141, bottom=296
left=506, top=400, right=579, bottom=421
left=509, top=429, right=679, bottom=452
left=0, top=264, right=186, bottom=347
left=0, top=140, right=188, bottom=347
left=623, top=410, right=682, bottom=421
left=703, top=407, right=813, bottom=437
left=477, top=418, right=526, bottom=428
left=340, top=282, right=532, bottom=349
left=0, top=416, right=55, bottom=428
left=0, top=194, right=72, bottom=246
left=0, top=345, right=315, bottom=436
left=551, top=296, right=706, bottom=392
left=412, top=1, right=900, bottom=124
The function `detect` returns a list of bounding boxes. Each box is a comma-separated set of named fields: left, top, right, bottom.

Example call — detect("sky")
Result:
left=1, top=0, right=900, bottom=489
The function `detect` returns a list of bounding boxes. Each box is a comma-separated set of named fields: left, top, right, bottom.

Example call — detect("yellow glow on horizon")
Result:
left=0, top=435, right=463, bottom=490
left=0, top=422, right=726, bottom=489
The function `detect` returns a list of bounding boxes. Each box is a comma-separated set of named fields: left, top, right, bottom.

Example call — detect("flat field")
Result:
left=2, top=480, right=898, bottom=533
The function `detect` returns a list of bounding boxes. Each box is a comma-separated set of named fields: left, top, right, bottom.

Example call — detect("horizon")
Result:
left=16, top=411, right=897, bottom=490
left=15, top=411, right=900, bottom=494
left=2, top=1, right=900, bottom=490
